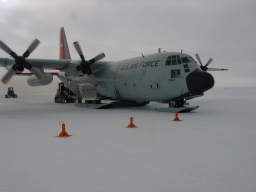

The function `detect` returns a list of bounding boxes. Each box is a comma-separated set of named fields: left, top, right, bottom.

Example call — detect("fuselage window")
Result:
left=150, top=83, right=160, bottom=89
left=166, top=55, right=181, bottom=65
left=171, top=69, right=181, bottom=78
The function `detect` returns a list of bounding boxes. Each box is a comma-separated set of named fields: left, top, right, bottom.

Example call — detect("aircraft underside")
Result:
left=55, top=81, right=200, bottom=113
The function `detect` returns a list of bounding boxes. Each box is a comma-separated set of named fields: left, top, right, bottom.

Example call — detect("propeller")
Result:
left=195, top=53, right=213, bottom=71
left=0, top=39, right=45, bottom=84
left=73, top=41, right=105, bottom=75
left=195, top=53, right=228, bottom=72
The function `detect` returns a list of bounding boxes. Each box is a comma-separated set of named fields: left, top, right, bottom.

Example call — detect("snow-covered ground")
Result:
left=0, top=86, right=256, bottom=192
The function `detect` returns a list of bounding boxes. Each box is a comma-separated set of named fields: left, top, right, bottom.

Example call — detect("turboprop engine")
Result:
left=27, top=73, right=53, bottom=86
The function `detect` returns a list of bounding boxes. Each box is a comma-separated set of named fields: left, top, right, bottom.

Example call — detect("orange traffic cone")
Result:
left=172, top=112, right=182, bottom=122
left=127, top=117, right=137, bottom=128
left=57, top=122, right=71, bottom=137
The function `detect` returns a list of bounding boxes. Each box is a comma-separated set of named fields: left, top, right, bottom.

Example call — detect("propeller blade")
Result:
left=73, top=41, right=86, bottom=61
left=195, top=53, right=203, bottom=66
left=30, top=67, right=46, bottom=80
left=88, top=53, right=105, bottom=64
left=207, top=67, right=229, bottom=71
left=0, top=40, right=18, bottom=58
left=23, top=39, right=40, bottom=58
left=22, top=60, right=46, bottom=79
left=73, top=41, right=105, bottom=74
left=1, top=68, right=16, bottom=84
left=205, top=58, right=213, bottom=67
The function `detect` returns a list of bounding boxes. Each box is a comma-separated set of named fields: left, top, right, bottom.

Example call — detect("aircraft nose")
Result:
left=186, top=70, right=214, bottom=94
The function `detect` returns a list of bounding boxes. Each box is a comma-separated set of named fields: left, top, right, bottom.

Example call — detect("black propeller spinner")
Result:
left=73, top=41, right=105, bottom=75
left=0, top=39, right=45, bottom=84
left=195, top=53, right=213, bottom=71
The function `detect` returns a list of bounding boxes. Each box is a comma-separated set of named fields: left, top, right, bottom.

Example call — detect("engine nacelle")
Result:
left=27, top=73, right=53, bottom=86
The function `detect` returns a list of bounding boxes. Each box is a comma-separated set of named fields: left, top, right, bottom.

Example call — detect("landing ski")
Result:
left=156, top=105, right=199, bottom=113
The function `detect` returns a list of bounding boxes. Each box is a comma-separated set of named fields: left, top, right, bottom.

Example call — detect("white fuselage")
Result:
left=64, top=52, right=202, bottom=103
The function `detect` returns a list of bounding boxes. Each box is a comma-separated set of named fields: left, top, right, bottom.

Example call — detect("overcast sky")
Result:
left=0, top=0, right=255, bottom=94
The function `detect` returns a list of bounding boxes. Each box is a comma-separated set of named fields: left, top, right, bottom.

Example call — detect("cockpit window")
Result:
left=182, top=57, right=189, bottom=63
left=181, top=57, right=195, bottom=64
left=166, top=55, right=181, bottom=65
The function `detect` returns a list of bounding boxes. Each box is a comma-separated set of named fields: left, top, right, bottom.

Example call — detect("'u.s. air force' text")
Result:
left=119, top=60, right=160, bottom=71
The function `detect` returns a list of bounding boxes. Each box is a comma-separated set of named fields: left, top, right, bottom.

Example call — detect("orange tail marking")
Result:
left=60, top=27, right=71, bottom=60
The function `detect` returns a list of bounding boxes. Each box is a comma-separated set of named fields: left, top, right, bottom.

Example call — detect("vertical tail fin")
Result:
left=59, top=27, right=71, bottom=59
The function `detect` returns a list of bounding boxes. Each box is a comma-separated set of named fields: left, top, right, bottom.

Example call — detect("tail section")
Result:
left=59, top=27, right=71, bottom=59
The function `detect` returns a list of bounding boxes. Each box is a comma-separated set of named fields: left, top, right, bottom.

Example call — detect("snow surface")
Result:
left=0, top=86, right=256, bottom=192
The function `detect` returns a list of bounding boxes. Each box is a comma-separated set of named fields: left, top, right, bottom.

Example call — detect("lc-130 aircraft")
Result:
left=0, top=28, right=227, bottom=112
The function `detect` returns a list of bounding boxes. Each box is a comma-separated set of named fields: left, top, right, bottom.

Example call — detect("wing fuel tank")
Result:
left=27, top=73, right=53, bottom=86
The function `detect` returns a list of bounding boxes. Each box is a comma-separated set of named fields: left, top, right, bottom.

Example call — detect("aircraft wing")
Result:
left=0, top=30, right=106, bottom=84
left=0, top=58, right=12, bottom=68
left=0, top=58, right=74, bottom=70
